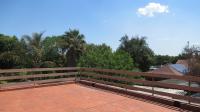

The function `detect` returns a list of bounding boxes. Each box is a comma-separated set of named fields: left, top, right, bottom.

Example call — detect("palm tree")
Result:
left=22, top=32, right=44, bottom=67
left=60, top=29, right=86, bottom=67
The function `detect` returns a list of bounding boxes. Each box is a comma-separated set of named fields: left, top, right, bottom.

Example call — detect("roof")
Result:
left=148, top=60, right=189, bottom=76
left=170, top=64, right=189, bottom=74
left=148, top=64, right=188, bottom=76
left=148, top=64, right=184, bottom=76
left=176, top=60, right=188, bottom=68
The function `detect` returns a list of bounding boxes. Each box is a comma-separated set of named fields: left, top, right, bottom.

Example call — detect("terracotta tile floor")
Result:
left=0, top=84, right=180, bottom=112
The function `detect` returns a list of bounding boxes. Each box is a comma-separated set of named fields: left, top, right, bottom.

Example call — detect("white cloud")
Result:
left=137, top=2, right=169, bottom=17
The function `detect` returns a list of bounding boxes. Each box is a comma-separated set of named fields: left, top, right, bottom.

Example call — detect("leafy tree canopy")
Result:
left=118, top=35, right=154, bottom=71
left=180, top=44, right=200, bottom=77
left=78, top=44, right=134, bottom=70
left=42, top=36, right=64, bottom=67
left=0, top=34, right=23, bottom=68
left=153, top=55, right=178, bottom=66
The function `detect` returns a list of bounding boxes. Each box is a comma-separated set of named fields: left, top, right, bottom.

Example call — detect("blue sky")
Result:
left=0, top=0, right=200, bottom=56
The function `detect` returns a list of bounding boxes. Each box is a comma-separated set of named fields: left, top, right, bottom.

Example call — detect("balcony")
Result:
left=0, top=67, right=200, bottom=112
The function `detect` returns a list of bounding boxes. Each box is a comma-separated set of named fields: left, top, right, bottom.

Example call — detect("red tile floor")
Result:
left=0, top=84, right=181, bottom=112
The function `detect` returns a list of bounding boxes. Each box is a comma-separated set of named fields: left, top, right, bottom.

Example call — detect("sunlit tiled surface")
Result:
left=0, top=84, right=180, bottom=112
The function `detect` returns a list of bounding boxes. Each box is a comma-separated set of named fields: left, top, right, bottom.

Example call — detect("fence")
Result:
left=80, top=67, right=200, bottom=105
left=0, top=67, right=79, bottom=89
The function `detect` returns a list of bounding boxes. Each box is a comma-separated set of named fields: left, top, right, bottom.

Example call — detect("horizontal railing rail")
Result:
left=80, top=67, right=200, bottom=105
left=81, top=68, right=200, bottom=83
left=80, top=77, right=200, bottom=104
left=0, top=67, right=79, bottom=89
left=0, top=67, right=79, bottom=73
left=81, top=72, right=200, bottom=93
left=0, top=72, right=78, bottom=81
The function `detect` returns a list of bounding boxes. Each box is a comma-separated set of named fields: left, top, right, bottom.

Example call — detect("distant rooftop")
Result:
left=148, top=64, right=184, bottom=76
left=176, top=60, right=188, bottom=68
left=148, top=60, right=189, bottom=76
left=170, top=64, right=189, bottom=75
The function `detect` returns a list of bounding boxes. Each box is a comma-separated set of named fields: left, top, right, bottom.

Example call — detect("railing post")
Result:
left=33, top=76, right=36, bottom=88
left=152, top=77, right=154, bottom=96
left=33, top=72, right=36, bottom=88
left=188, top=80, right=191, bottom=104
left=75, top=69, right=77, bottom=83
left=79, top=68, right=82, bottom=80
left=75, top=68, right=79, bottom=83
left=84, top=68, right=88, bottom=80
left=125, top=76, right=128, bottom=92
left=77, top=67, right=82, bottom=82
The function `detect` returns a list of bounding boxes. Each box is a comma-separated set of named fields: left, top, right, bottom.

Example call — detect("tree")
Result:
left=78, top=44, right=134, bottom=70
left=153, top=55, right=178, bottom=66
left=78, top=44, right=112, bottom=68
left=22, top=32, right=45, bottom=67
left=42, top=36, right=64, bottom=67
left=180, top=44, right=200, bottom=77
left=112, top=50, right=134, bottom=70
left=118, top=35, right=154, bottom=71
left=0, top=34, right=23, bottom=68
left=59, top=29, right=86, bottom=67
